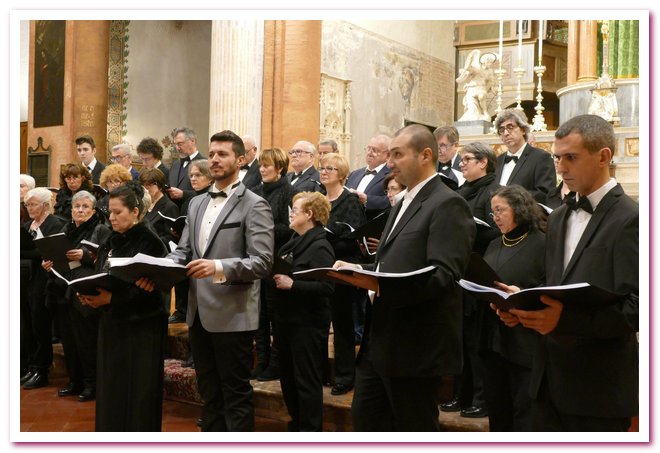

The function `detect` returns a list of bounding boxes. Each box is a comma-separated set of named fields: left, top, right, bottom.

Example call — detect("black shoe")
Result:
left=58, top=382, right=83, bottom=397
left=250, top=363, right=266, bottom=379
left=196, top=418, right=203, bottom=427
left=460, top=406, right=488, bottom=418
left=256, top=367, right=280, bottom=381
left=331, top=383, right=353, bottom=396
left=440, top=397, right=461, bottom=412
left=23, top=372, right=48, bottom=390
left=78, top=387, right=96, bottom=402
left=168, top=313, right=186, bottom=324
left=20, top=370, right=34, bottom=385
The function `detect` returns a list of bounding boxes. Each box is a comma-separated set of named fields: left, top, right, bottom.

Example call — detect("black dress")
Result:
left=457, top=173, right=499, bottom=255
left=93, top=222, right=168, bottom=432
left=481, top=226, right=545, bottom=431
left=143, top=195, right=180, bottom=247
left=275, top=225, right=334, bottom=431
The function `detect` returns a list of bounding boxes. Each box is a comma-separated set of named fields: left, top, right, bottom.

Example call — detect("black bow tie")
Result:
left=207, top=190, right=228, bottom=199
left=504, top=155, right=519, bottom=164
left=181, top=156, right=190, bottom=163
left=293, top=172, right=303, bottom=179
left=240, top=164, right=250, bottom=171
left=364, top=169, right=377, bottom=176
left=439, top=161, right=452, bottom=168
left=564, top=192, right=593, bottom=214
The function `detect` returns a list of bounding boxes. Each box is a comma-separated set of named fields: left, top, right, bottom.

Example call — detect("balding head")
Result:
left=242, top=135, right=258, bottom=164
left=366, top=134, right=391, bottom=169
left=290, top=140, right=316, bottom=172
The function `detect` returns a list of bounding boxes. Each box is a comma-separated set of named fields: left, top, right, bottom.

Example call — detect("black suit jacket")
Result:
left=534, top=184, right=638, bottom=418
left=362, top=175, right=475, bottom=378
left=286, top=166, right=324, bottom=193
left=241, top=161, right=262, bottom=190
left=90, top=161, right=106, bottom=185
left=495, top=144, right=556, bottom=203
left=345, top=165, right=391, bottom=218
left=156, top=162, right=170, bottom=182
left=168, top=152, right=205, bottom=193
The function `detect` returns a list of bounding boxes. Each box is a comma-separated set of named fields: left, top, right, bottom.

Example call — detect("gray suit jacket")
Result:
left=168, top=183, right=274, bottom=332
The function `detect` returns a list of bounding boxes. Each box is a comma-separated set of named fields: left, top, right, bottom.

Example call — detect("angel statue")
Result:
left=456, top=50, right=497, bottom=122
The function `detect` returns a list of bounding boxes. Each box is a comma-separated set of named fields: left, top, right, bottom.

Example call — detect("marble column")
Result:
left=567, top=20, right=579, bottom=85
left=577, top=20, right=598, bottom=82
left=208, top=20, right=264, bottom=143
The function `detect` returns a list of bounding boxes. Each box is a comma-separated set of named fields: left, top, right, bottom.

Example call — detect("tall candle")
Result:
left=499, top=20, right=504, bottom=70
left=538, top=20, right=543, bottom=65
left=518, top=20, right=523, bottom=66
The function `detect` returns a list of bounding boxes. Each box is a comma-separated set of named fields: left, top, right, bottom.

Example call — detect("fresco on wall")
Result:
left=33, top=20, right=65, bottom=128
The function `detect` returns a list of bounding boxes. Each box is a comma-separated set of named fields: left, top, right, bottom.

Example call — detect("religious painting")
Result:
left=33, top=20, right=65, bottom=128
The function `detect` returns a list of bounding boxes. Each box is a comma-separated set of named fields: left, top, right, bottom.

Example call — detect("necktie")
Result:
left=564, top=192, right=593, bottom=214
left=504, top=154, right=519, bottom=164
left=364, top=169, right=377, bottom=176
left=207, top=190, right=228, bottom=199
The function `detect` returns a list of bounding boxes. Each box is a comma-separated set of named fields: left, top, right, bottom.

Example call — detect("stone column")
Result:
left=577, top=20, right=598, bottom=82
left=567, top=20, right=579, bottom=85
left=208, top=20, right=264, bottom=144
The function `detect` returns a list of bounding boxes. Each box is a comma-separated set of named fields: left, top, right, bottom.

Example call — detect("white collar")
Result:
left=581, top=178, right=617, bottom=211
left=405, top=172, right=438, bottom=201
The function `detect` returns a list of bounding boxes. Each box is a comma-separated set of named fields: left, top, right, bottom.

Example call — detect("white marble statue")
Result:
left=456, top=50, right=497, bottom=122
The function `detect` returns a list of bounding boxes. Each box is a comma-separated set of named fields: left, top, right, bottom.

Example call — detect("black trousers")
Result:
left=23, top=270, right=52, bottom=374
left=254, top=283, right=279, bottom=370
left=531, top=377, right=631, bottom=432
left=351, top=351, right=443, bottom=431
left=173, top=279, right=189, bottom=316
left=330, top=285, right=360, bottom=387
left=278, top=321, right=327, bottom=431
left=189, top=313, right=255, bottom=432
left=481, top=350, right=532, bottom=431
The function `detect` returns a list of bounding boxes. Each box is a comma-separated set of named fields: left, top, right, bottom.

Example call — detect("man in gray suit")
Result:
left=168, top=130, right=274, bottom=431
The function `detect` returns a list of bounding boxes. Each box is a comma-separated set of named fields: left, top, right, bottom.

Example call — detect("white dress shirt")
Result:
left=499, top=143, right=527, bottom=186
left=356, top=163, right=386, bottom=193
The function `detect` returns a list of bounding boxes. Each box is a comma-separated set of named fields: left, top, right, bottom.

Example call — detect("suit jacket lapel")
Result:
left=364, top=167, right=388, bottom=193
left=192, top=194, right=211, bottom=257
left=561, top=186, right=621, bottom=281
left=507, top=144, right=530, bottom=184
left=202, top=185, right=245, bottom=258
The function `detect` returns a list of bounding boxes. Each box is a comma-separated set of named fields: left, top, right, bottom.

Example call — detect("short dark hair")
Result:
left=110, top=180, right=145, bottom=215
left=382, top=172, right=406, bottom=192
left=433, top=125, right=459, bottom=144
left=210, top=130, right=245, bottom=158
left=492, top=184, right=543, bottom=232
left=139, top=167, right=167, bottom=191
left=395, top=124, right=438, bottom=164
left=555, top=114, right=615, bottom=155
left=461, top=141, right=497, bottom=174
left=318, top=139, right=338, bottom=152
left=136, top=137, right=164, bottom=159
left=75, top=135, right=96, bottom=149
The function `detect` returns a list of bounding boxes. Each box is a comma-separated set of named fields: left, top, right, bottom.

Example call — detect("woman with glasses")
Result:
left=41, top=190, right=110, bottom=402
left=97, top=164, right=133, bottom=220
left=20, top=188, right=65, bottom=389
left=272, top=191, right=335, bottom=431
left=319, top=152, right=367, bottom=396
left=54, top=163, right=94, bottom=221
left=481, top=184, right=545, bottom=431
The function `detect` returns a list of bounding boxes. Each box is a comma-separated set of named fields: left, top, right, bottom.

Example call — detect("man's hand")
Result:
left=509, top=295, right=563, bottom=335
left=41, top=260, right=53, bottom=272
left=186, top=259, right=216, bottom=279
left=333, top=260, right=360, bottom=270
left=489, top=303, right=521, bottom=328
left=167, top=187, right=184, bottom=200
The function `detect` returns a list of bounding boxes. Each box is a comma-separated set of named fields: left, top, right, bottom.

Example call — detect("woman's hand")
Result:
left=135, top=277, right=156, bottom=293
left=494, top=281, right=521, bottom=294
left=273, top=274, right=293, bottom=290
left=65, top=248, right=84, bottom=261
left=41, top=260, right=53, bottom=272
left=78, top=288, right=112, bottom=308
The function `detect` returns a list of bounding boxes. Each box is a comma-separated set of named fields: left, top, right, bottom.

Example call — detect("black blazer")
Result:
left=156, top=162, right=170, bottom=182
left=345, top=165, right=391, bottom=218
left=241, top=161, right=263, bottom=190
left=362, top=175, right=476, bottom=378
left=534, top=184, right=638, bottom=418
left=457, top=172, right=499, bottom=255
left=168, top=152, right=206, bottom=193
left=482, top=229, right=545, bottom=368
left=286, top=167, right=324, bottom=193
left=143, top=195, right=180, bottom=247
left=90, top=161, right=106, bottom=184
left=494, top=144, right=556, bottom=203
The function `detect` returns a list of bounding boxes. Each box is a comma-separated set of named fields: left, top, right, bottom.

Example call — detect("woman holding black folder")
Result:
left=272, top=191, right=335, bottom=431
left=77, top=182, right=168, bottom=432
left=481, top=185, right=545, bottom=431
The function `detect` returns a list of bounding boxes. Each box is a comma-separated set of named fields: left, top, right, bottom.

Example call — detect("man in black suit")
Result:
left=286, top=140, right=323, bottom=193
left=345, top=134, right=391, bottom=220
left=334, top=124, right=476, bottom=431
left=75, top=135, right=106, bottom=184
left=493, top=109, right=556, bottom=203
left=137, top=137, right=170, bottom=181
left=499, top=115, right=638, bottom=431
left=433, top=125, right=464, bottom=187
left=239, top=135, right=262, bottom=190
left=166, top=127, right=206, bottom=202
left=110, top=144, right=139, bottom=180
left=317, top=138, right=339, bottom=160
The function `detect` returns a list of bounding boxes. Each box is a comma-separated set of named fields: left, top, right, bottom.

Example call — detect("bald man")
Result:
left=239, top=135, right=262, bottom=190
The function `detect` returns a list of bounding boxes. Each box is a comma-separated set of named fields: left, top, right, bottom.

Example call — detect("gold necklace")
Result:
left=502, top=231, right=528, bottom=247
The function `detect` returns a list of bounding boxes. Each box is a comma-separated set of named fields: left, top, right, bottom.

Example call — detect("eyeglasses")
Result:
left=65, top=175, right=82, bottom=180
left=490, top=206, right=510, bottom=218
left=109, top=155, right=127, bottom=162
left=289, top=149, right=312, bottom=156
left=318, top=166, right=339, bottom=173
left=460, top=156, right=478, bottom=165
left=497, top=124, right=519, bottom=135
left=364, top=146, right=383, bottom=154
left=24, top=202, right=44, bottom=208
left=290, top=207, right=308, bottom=215
left=438, top=143, right=455, bottom=151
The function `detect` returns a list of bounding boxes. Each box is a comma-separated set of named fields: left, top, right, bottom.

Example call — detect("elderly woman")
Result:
left=272, top=191, right=335, bottom=431
left=319, top=152, right=367, bottom=396
left=180, top=159, right=214, bottom=217
left=78, top=182, right=168, bottom=432
left=482, top=185, right=545, bottom=431
left=20, top=174, right=36, bottom=224
left=20, top=188, right=65, bottom=389
left=251, top=147, right=299, bottom=380
left=42, top=190, right=110, bottom=402
left=140, top=167, right=179, bottom=247
left=54, top=164, right=94, bottom=221
left=97, top=164, right=133, bottom=219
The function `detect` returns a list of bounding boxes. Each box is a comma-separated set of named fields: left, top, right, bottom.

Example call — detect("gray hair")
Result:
left=72, top=190, right=97, bottom=208
left=24, top=187, right=53, bottom=209
left=461, top=141, right=497, bottom=174
left=172, top=127, right=197, bottom=141
left=494, top=108, right=530, bottom=140
left=188, top=159, right=211, bottom=179
left=111, top=143, right=132, bottom=157
left=20, top=174, right=36, bottom=190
